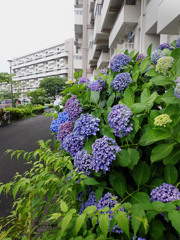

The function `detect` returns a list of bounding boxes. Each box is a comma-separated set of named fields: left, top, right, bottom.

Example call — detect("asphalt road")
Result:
left=0, top=112, right=53, bottom=217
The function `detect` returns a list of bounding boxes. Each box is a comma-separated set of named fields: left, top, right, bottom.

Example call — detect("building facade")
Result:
left=10, top=38, right=74, bottom=102
left=75, top=0, right=180, bottom=77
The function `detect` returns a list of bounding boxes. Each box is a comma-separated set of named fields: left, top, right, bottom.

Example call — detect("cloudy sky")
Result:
left=0, top=0, right=74, bottom=73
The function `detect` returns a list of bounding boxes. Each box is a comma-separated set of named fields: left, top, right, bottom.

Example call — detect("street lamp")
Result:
left=7, top=59, right=13, bottom=107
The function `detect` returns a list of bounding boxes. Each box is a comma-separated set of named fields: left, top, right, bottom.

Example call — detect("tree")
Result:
left=39, top=76, right=66, bottom=99
left=26, top=88, right=46, bottom=105
left=0, top=72, right=12, bottom=83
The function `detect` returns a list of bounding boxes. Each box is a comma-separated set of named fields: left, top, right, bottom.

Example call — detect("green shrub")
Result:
left=4, top=107, right=23, bottom=120
left=32, top=105, right=45, bottom=114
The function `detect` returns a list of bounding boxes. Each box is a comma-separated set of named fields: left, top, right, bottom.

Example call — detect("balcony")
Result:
left=97, top=51, right=109, bottom=69
left=109, top=4, right=140, bottom=48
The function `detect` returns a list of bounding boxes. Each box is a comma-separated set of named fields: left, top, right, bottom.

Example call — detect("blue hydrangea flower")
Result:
left=175, top=37, right=180, bottom=48
left=65, top=95, right=82, bottom=122
left=133, top=237, right=146, bottom=240
left=156, top=56, right=174, bottom=75
left=135, top=53, right=146, bottom=64
left=111, top=72, right=132, bottom=92
left=57, top=121, right=73, bottom=142
left=150, top=183, right=180, bottom=203
left=79, top=191, right=97, bottom=214
left=50, top=119, right=61, bottom=134
left=78, top=77, right=90, bottom=84
left=73, top=113, right=100, bottom=139
left=157, top=43, right=174, bottom=50
left=100, top=69, right=107, bottom=75
left=58, top=111, right=69, bottom=124
left=110, top=54, right=131, bottom=72
left=88, top=79, right=104, bottom=91
left=74, top=150, right=93, bottom=176
left=108, top=104, right=133, bottom=138
left=61, top=132, right=84, bottom=157
left=174, top=77, right=180, bottom=99
left=151, top=49, right=166, bottom=64
left=91, top=136, right=121, bottom=174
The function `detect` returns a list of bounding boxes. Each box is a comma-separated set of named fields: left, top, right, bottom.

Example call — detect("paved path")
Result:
left=0, top=112, right=53, bottom=217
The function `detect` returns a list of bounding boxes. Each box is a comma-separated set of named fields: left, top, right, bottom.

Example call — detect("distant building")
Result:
left=75, top=0, right=180, bottom=78
left=10, top=38, right=74, bottom=102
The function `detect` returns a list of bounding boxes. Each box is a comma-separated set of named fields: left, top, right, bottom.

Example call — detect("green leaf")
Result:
left=107, top=93, right=115, bottom=108
left=92, top=215, right=98, bottom=229
left=84, top=178, right=99, bottom=186
left=91, top=109, right=103, bottom=119
left=168, top=210, right=180, bottom=234
left=150, top=75, right=174, bottom=86
left=95, top=187, right=104, bottom=202
left=171, top=47, right=180, bottom=59
left=116, top=150, right=131, bottom=167
left=147, top=44, right=152, bottom=57
left=104, top=107, right=112, bottom=124
left=164, top=165, right=178, bottom=184
left=131, top=205, right=145, bottom=236
left=84, top=141, right=92, bottom=154
left=152, top=201, right=165, bottom=211
left=124, top=88, right=135, bottom=107
left=150, top=220, right=166, bottom=240
left=132, top=162, right=150, bottom=187
left=75, top=214, right=86, bottom=235
left=99, top=213, right=109, bottom=238
left=61, top=200, right=68, bottom=213
left=131, top=103, right=146, bottom=114
left=90, top=91, right=100, bottom=105
left=109, top=171, right=126, bottom=197
left=141, top=88, right=150, bottom=104
left=127, top=148, right=140, bottom=169
left=83, top=205, right=97, bottom=215
left=163, top=148, right=180, bottom=165
left=145, top=67, right=158, bottom=77
left=131, top=192, right=151, bottom=204
left=12, top=183, right=21, bottom=200
left=161, top=89, right=180, bottom=104
left=115, top=211, right=130, bottom=237
left=150, top=143, right=175, bottom=163
left=61, top=213, right=73, bottom=236
left=140, top=58, right=150, bottom=74
left=132, top=64, right=140, bottom=83
left=100, top=124, right=115, bottom=139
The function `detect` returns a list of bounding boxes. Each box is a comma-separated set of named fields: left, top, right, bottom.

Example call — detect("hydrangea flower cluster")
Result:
left=110, top=54, right=132, bottom=72
left=154, top=114, right=172, bottom=127
left=78, top=77, right=90, bottom=84
left=111, top=72, right=132, bottom=92
left=155, top=56, right=174, bottom=75
left=88, top=79, right=104, bottom=91
left=61, top=132, right=84, bottom=157
left=174, top=77, right=180, bottom=99
left=135, top=53, right=146, bottom=64
left=50, top=119, right=61, bottom=134
left=157, top=43, right=174, bottom=50
left=65, top=95, right=82, bottom=122
left=73, top=113, right=100, bottom=139
left=100, top=68, right=107, bottom=75
left=74, top=150, right=93, bottom=176
left=151, top=49, right=166, bottom=64
left=133, top=237, right=146, bottom=240
left=91, top=136, right=121, bottom=174
left=150, top=183, right=180, bottom=203
left=57, top=121, right=73, bottom=142
left=175, top=37, right=180, bottom=48
left=97, top=192, right=125, bottom=234
left=79, top=191, right=97, bottom=215
left=58, top=111, right=69, bottom=124
left=108, top=104, right=133, bottom=138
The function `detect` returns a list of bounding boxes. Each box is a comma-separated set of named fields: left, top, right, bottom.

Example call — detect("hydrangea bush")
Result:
left=1, top=41, right=180, bottom=239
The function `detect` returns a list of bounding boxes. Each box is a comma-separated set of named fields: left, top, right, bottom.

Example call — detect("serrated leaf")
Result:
left=161, top=88, right=180, bottom=104
left=83, top=205, right=97, bottom=215
left=61, top=213, right=73, bottom=236
left=163, top=148, right=180, bottom=165
left=152, top=201, right=165, bottom=211
left=127, top=148, right=140, bottom=169
left=131, top=103, right=146, bottom=114
left=61, top=200, right=68, bottom=213
left=131, top=205, right=145, bottom=236
left=168, top=210, right=180, bottom=234
left=84, top=178, right=99, bottom=186
left=145, top=67, right=158, bottom=77
left=95, top=187, right=104, bottom=202
left=116, top=150, right=131, bottom=167
left=107, top=93, right=115, bottom=108
left=90, top=91, right=100, bottom=105
left=147, top=44, right=152, bottom=57
left=75, top=214, right=86, bottom=235
left=109, top=171, right=126, bottom=197
left=124, top=88, right=135, bottom=107
left=99, top=213, right=109, bottom=238
left=150, top=219, right=166, bottom=240
left=132, top=162, right=150, bottom=187
left=151, top=143, right=175, bottom=163
left=141, top=88, right=150, bottom=104
left=164, top=164, right=178, bottom=184
left=140, top=58, right=149, bottom=74
left=115, top=211, right=130, bottom=237
left=131, top=192, right=151, bottom=204
left=92, top=215, right=98, bottom=229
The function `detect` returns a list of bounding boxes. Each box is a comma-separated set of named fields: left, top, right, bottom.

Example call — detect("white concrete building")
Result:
left=10, top=38, right=74, bottom=102
left=75, top=0, right=180, bottom=77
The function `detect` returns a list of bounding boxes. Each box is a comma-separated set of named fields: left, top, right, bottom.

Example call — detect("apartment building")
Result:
left=75, top=0, right=180, bottom=77
left=8, top=38, right=74, bottom=102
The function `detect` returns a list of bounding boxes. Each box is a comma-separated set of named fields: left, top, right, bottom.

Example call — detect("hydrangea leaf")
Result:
left=90, top=91, right=100, bottom=105
left=150, top=143, right=176, bottom=163
left=150, top=219, right=166, bottom=240
left=145, top=67, right=158, bottom=77
left=132, top=162, right=150, bottom=187
left=95, top=187, right=104, bottom=202
left=60, top=213, right=73, bottom=237
left=171, top=47, right=180, bottom=59
left=60, top=200, right=68, bottom=213
left=164, top=164, right=178, bottom=184
left=115, top=211, right=130, bottom=238
left=109, top=171, right=126, bottom=197
left=140, top=88, right=150, bottom=104
left=147, top=43, right=152, bottom=57
left=131, top=103, right=146, bottom=114
left=84, top=178, right=100, bottom=186
left=161, top=88, right=180, bottom=104
left=124, top=88, right=135, bottom=107
left=131, top=192, right=151, bottom=204
left=150, top=75, right=174, bottom=86
left=98, top=213, right=109, bottom=238
left=163, top=148, right=180, bottom=165
left=140, top=58, right=150, bottom=74
left=116, top=150, right=131, bottom=167
left=131, top=205, right=145, bottom=236
left=127, top=148, right=140, bottom=169
left=168, top=211, right=180, bottom=234
left=107, top=93, right=115, bottom=108
left=75, top=214, right=86, bottom=235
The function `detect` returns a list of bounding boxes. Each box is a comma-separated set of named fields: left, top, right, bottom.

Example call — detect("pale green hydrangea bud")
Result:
left=154, top=114, right=172, bottom=127
left=155, top=56, right=174, bottom=75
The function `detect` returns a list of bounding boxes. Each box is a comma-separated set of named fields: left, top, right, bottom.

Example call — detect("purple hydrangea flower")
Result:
left=78, top=77, right=90, bottom=84
left=73, top=113, right=100, bottom=139
left=133, top=237, right=146, bottom=240
left=91, top=136, right=121, bottom=174
left=65, top=95, right=82, bottom=122
left=135, top=54, right=146, bottom=64
left=100, top=69, right=107, bottom=75
left=174, top=77, right=180, bottom=99
left=151, top=49, right=166, bottom=64
left=88, top=79, right=104, bottom=91
left=111, top=72, right=132, bottom=92
left=50, top=119, right=61, bottom=134
left=57, top=121, right=73, bottom=142
left=150, top=183, right=180, bottom=203
left=157, top=43, right=174, bottom=50
left=175, top=37, right=180, bottom=48
left=110, top=54, right=131, bottom=72
left=74, top=150, right=93, bottom=176
left=79, top=191, right=97, bottom=214
left=58, top=111, right=69, bottom=124
left=61, top=132, right=84, bottom=157
left=108, top=104, right=133, bottom=138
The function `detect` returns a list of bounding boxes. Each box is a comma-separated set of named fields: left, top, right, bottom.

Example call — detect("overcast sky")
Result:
left=0, top=0, right=74, bottom=73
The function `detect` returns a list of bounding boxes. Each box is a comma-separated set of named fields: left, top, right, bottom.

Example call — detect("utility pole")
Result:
left=7, top=60, right=13, bottom=107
